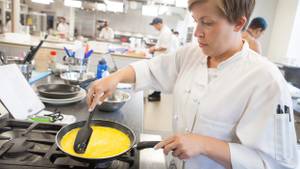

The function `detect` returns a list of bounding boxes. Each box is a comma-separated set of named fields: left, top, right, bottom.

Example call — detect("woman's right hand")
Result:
left=87, top=74, right=119, bottom=111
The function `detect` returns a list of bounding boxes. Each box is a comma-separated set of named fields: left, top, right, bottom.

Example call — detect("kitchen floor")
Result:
left=143, top=93, right=173, bottom=138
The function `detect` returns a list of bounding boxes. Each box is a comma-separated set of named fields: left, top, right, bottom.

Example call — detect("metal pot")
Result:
left=60, top=71, right=96, bottom=89
left=55, top=120, right=159, bottom=163
left=97, top=90, right=131, bottom=112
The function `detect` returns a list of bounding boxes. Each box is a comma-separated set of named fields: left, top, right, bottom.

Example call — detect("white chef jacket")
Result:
left=155, top=25, right=179, bottom=56
left=57, top=22, right=69, bottom=36
left=99, top=27, right=114, bottom=41
left=131, top=41, right=298, bottom=169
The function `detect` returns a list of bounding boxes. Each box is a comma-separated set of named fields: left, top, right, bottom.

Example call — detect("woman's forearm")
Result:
left=112, top=65, right=136, bottom=84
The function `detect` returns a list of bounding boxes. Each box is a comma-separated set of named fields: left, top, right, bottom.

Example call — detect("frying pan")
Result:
left=37, top=84, right=81, bottom=99
left=55, top=120, right=159, bottom=163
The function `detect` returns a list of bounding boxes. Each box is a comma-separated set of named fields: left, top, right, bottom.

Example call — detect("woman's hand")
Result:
left=87, top=74, right=119, bottom=111
left=154, top=133, right=208, bottom=160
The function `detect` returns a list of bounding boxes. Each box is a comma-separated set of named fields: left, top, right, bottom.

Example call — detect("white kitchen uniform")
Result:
left=155, top=25, right=179, bottom=56
left=131, top=42, right=298, bottom=169
left=57, top=22, right=69, bottom=37
left=99, top=27, right=114, bottom=41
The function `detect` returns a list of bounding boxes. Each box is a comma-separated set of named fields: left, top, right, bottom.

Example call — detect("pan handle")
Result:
left=136, top=141, right=160, bottom=150
left=79, top=78, right=96, bottom=89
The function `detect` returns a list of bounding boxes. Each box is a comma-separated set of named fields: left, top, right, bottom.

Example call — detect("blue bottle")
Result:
left=96, top=59, right=109, bottom=79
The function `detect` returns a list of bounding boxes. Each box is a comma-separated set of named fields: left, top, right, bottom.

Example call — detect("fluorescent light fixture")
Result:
left=175, top=0, right=188, bottom=8
left=160, top=0, right=175, bottom=5
left=158, top=6, right=168, bottom=15
left=96, top=3, right=106, bottom=11
left=64, top=0, right=82, bottom=8
left=105, top=0, right=124, bottom=13
left=142, top=5, right=158, bottom=17
left=31, top=0, right=53, bottom=5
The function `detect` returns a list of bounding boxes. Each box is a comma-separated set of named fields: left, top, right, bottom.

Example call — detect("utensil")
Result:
left=37, top=84, right=81, bottom=99
left=84, top=50, right=93, bottom=59
left=98, top=90, right=130, bottom=112
left=23, top=34, right=48, bottom=64
left=73, top=108, right=96, bottom=154
left=56, top=119, right=159, bottom=162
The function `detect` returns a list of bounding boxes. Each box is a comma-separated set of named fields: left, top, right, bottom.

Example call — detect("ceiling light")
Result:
left=64, top=0, right=82, bottom=8
left=31, top=0, right=53, bottom=5
left=105, top=0, right=124, bottom=13
left=142, top=5, right=158, bottom=17
left=175, top=0, right=188, bottom=8
left=96, top=3, right=106, bottom=12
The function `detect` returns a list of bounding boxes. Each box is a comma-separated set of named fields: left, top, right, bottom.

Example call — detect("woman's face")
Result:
left=191, top=1, right=241, bottom=57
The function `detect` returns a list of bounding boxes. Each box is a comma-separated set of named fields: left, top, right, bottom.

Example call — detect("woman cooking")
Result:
left=87, top=0, right=298, bottom=168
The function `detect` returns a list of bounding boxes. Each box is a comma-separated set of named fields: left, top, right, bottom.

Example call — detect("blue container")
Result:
left=96, top=59, right=108, bottom=79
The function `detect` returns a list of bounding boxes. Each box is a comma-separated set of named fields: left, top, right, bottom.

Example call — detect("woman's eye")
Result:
left=202, top=21, right=213, bottom=26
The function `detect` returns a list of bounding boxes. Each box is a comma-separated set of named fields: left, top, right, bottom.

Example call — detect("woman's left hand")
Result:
left=154, top=133, right=208, bottom=160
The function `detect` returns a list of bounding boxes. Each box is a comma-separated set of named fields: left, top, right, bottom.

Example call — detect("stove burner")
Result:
left=1, top=137, right=34, bottom=157
left=94, top=161, right=112, bottom=169
left=0, top=119, right=139, bottom=169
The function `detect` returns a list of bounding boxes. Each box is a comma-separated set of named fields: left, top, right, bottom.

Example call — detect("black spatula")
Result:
left=73, top=108, right=96, bottom=154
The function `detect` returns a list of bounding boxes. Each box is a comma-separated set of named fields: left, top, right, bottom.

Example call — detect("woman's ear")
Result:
left=234, top=16, right=247, bottom=32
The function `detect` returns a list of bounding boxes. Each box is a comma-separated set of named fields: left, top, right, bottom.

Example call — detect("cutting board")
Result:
left=0, top=64, right=45, bottom=120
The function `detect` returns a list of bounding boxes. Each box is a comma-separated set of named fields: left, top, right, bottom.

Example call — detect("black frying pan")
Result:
left=37, top=84, right=81, bottom=99
left=55, top=120, right=159, bottom=163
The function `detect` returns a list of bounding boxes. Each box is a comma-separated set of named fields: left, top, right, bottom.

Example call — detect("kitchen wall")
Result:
left=248, top=0, right=279, bottom=57
left=75, top=8, right=183, bottom=38
left=268, top=0, right=300, bottom=63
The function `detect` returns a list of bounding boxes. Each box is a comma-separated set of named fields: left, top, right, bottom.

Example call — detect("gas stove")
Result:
left=0, top=119, right=139, bottom=169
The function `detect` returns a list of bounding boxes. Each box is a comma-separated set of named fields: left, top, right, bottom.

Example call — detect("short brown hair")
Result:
left=188, top=0, right=255, bottom=28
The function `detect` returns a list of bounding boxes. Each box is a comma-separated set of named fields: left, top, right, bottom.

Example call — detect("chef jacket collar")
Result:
left=199, top=41, right=249, bottom=69
left=217, top=41, right=249, bottom=70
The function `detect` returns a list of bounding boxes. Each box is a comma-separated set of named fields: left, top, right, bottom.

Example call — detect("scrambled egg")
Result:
left=60, top=126, right=131, bottom=158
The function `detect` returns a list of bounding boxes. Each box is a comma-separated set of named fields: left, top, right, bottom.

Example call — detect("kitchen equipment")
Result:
left=56, top=119, right=159, bottom=162
left=73, top=108, right=96, bottom=154
left=38, top=88, right=86, bottom=105
left=60, top=71, right=96, bottom=88
left=37, top=84, right=81, bottom=99
left=97, top=90, right=131, bottom=112
left=23, top=34, right=48, bottom=64
left=280, top=65, right=300, bottom=89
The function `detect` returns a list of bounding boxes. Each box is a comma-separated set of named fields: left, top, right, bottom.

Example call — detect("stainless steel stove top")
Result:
left=0, top=119, right=138, bottom=169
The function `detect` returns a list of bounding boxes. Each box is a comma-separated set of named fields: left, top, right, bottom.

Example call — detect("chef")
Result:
left=87, top=0, right=298, bottom=169
left=56, top=17, right=69, bottom=38
left=148, top=17, right=179, bottom=101
left=99, top=21, right=114, bottom=41
left=242, top=17, right=268, bottom=54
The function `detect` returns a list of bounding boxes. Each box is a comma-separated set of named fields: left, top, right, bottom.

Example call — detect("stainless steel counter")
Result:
left=34, top=75, right=144, bottom=135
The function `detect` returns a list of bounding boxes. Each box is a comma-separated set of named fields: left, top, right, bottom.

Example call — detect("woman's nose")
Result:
left=194, top=24, right=205, bottom=38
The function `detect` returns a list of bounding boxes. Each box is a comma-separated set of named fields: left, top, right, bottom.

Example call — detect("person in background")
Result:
left=57, top=17, right=69, bottom=38
left=99, top=21, right=114, bottom=41
left=148, top=17, right=179, bottom=102
left=172, top=29, right=181, bottom=47
left=87, top=0, right=298, bottom=168
left=242, top=17, right=268, bottom=54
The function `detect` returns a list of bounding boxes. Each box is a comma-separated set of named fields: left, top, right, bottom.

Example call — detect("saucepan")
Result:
left=55, top=120, right=159, bottom=163
left=37, top=84, right=81, bottom=99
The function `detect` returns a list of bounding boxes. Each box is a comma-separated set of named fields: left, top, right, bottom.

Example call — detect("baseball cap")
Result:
left=150, top=17, right=163, bottom=25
